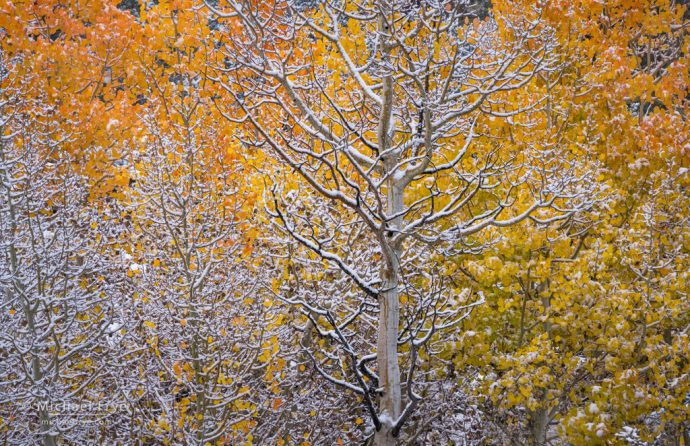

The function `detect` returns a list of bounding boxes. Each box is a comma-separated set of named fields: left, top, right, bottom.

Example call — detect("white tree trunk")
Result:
left=375, top=50, right=403, bottom=440
left=375, top=241, right=402, bottom=445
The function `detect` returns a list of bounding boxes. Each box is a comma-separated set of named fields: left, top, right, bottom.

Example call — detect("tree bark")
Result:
left=529, top=407, right=547, bottom=446
left=375, top=15, right=403, bottom=440
left=375, top=188, right=403, bottom=444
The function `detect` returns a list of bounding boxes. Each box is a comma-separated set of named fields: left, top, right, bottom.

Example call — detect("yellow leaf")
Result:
left=158, top=418, right=170, bottom=431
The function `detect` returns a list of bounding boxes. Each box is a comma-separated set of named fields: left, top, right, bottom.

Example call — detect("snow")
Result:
left=588, top=402, right=600, bottom=414
left=615, top=426, right=645, bottom=446
left=106, top=119, right=120, bottom=131
left=378, top=410, right=394, bottom=428
left=596, top=423, right=606, bottom=438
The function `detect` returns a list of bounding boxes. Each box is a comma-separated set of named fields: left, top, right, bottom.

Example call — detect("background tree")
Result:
left=0, top=50, right=128, bottom=446
left=448, top=1, right=690, bottom=444
left=119, top=98, right=270, bottom=445
left=108, top=3, right=280, bottom=443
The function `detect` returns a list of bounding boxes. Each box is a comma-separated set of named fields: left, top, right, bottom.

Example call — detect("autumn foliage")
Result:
left=0, top=0, right=689, bottom=445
